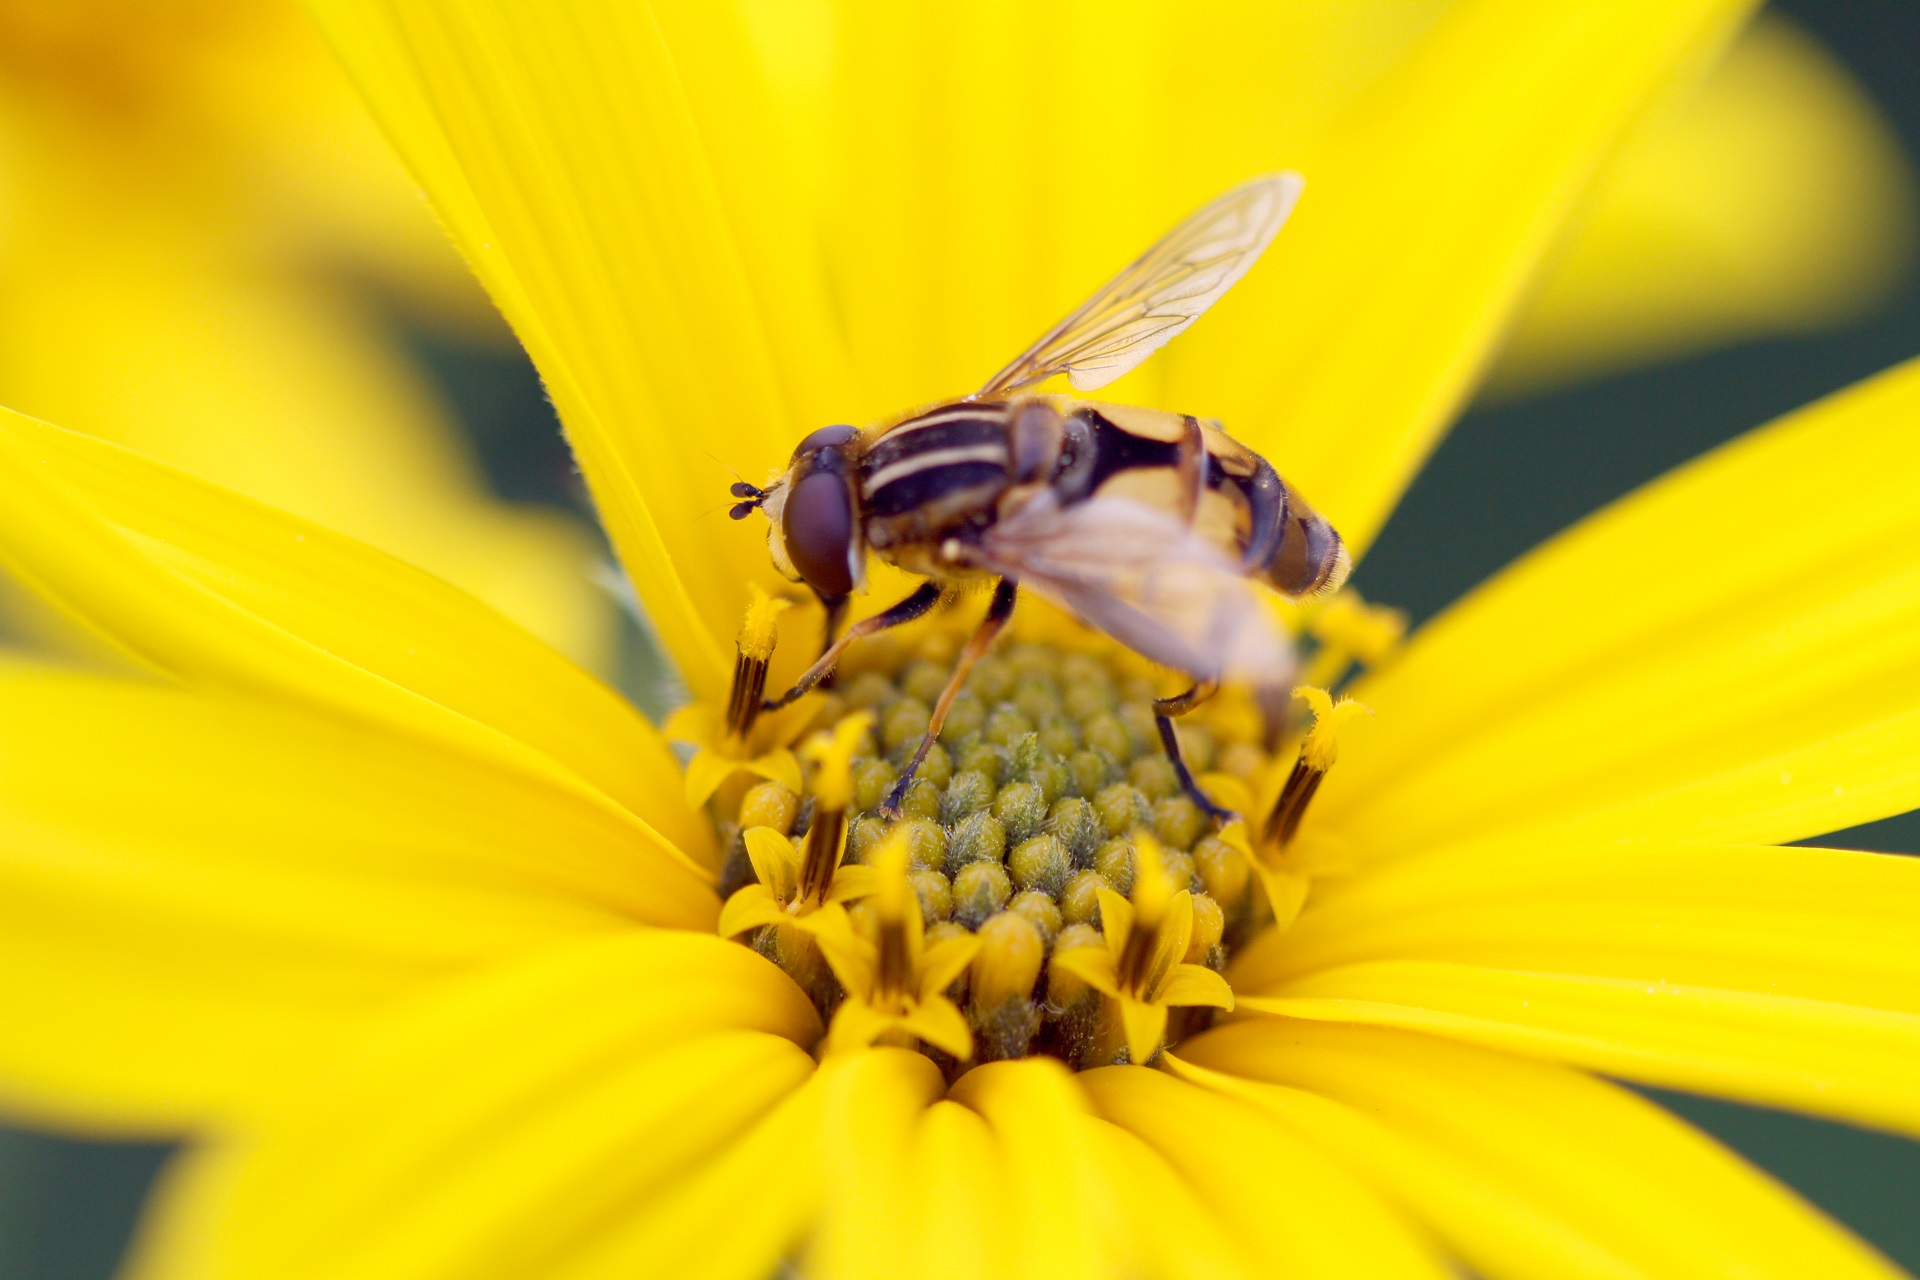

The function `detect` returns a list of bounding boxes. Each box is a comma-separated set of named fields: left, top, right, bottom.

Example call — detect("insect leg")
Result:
left=762, top=580, right=945, bottom=711
left=1152, top=680, right=1233, bottom=823
left=880, top=578, right=1018, bottom=817
left=815, top=591, right=850, bottom=665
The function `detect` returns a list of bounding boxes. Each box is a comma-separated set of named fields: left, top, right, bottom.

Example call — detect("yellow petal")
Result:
left=741, top=827, right=803, bottom=903
left=536, top=1064, right=830, bottom=1280
left=136, top=931, right=818, bottom=1280
left=1080, top=1117, right=1256, bottom=1280
left=1081, top=1065, right=1450, bottom=1280
left=948, top=1059, right=1119, bottom=1280
left=900, top=995, right=975, bottom=1063
left=1179, top=1019, right=1902, bottom=1280
left=1093, top=886, right=1134, bottom=957
left=1237, top=839, right=1920, bottom=1012
left=1241, top=961, right=1920, bottom=1137
left=905, top=1101, right=1011, bottom=1280
left=0, top=406, right=714, bottom=867
left=308, top=0, right=852, bottom=703
left=0, top=14, right=610, bottom=668
left=716, top=886, right=786, bottom=940
left=1171, top=0, right=1756, bottom=554
left=805, top=1047, right=944, bottom=1280
left=1047, top=943, right=1120, bottom=1001
left=918, top=933, right=984, bottom=1002
left=1159, top=964, right=1236, bottom=1011
left=824, top=996, right=898, bottom=1059
left=1321, top=354, right=1920, bottom=856
left=681, top=748, right=743, bottom=810
left=1491, top=16, right=1919, bottom=398
left=1117, top=998, right=1171, bottom=1069
left=825, top=863, right=880, bottom=904
left=0, top=662, right=714, bottom=1135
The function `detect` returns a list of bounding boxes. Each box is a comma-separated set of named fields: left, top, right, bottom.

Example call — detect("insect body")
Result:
left=732, top=173, right=1346, bottom=818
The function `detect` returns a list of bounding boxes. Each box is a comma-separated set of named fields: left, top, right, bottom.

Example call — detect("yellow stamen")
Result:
left=796, top=710, right=874, bottom=902
left=723, top=585, right=791, bottom=742
left=1294, top=686, right=1373, bottom=773
left=738, top=583, right=790, bottom=662
left=1261, top=687, right=1372, bottom=859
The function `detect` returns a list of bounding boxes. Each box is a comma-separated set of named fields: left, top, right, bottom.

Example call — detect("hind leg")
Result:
left=1153, top=681, right=1232, bottom=824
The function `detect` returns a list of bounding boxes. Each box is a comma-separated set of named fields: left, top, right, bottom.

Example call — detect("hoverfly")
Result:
left=731, top=173, right=1347, bottom=819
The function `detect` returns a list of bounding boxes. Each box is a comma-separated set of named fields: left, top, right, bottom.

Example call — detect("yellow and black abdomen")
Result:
left=1066, top=400, right=1349, bottom=601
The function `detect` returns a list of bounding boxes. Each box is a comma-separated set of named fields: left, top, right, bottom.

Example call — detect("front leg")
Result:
left=1153, top=680, right=1233, bottom=824
left=763, top=581, right=944, bottom=712
left=881, top=579, right=1018, bottom=817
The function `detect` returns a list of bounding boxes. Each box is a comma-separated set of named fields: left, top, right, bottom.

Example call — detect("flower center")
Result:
left=702, top=594, right=1401, bottom=1072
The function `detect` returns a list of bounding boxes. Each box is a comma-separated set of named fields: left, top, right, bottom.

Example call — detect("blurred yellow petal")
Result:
left=0, top=0, right=609, bottom=663
left=1171, top=0, right=1756, bottom=554
left=1179, top=1020, right=1904, bottom=1280
left=948, top=1058, right=1114, bottom=1280
left=533, top=1068, right=830, bottom=1280
left=1320, top=354, right=1920, bottom=855
left=0, top=407, right=713, bottom=865
left=1083, top=1065, right=1452, bottom=1280
left=903, top=1102, right=1010, bottom=1280
left=309, top=0, right=857, bottom=702
left=0, top=661, right=723, bottom=1135
left=1238, top=841, right=1920, bottom=1012
left=1242, top=962, right=1920, bottom=1137
left=134, top=932, right=818, bottom=1280
left=1080, top=1117, right=1254, bottom=1280
left=804, top=1047, right=943, bottom=1280
left=1492, top=15, right=1919, bottom=397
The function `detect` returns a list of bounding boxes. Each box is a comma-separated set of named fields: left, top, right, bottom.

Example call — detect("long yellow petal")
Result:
left=540, top=1068, right=829, bottom=1280
left=308, top=0, right=853, bottom=701
left=1490, top=15, right=1919, bottom=398
left=1241, top=962, right=1920, bottom=1137
left=0, top=407, right=712, bottom=866
left=904, top=1102, right=1011, bottom=1280
left=1320, top=354, right=1920, bottom=856
left=1236, top=840, right=1920, bottom=1012
left=804, top=1047, right=945, bottom=1280
left=1170, top=0, right=1756, bottom=553
left=1079, top=1116, right=1255, bottom=1280
left=0, top=663, right=713, bottom=1135
left=1178, top=1020, right=1903, bottom=1280
left=1082, top=1065, right=1451, bottom=1280
left=136, top=933, right=817, bottom=1279
left=948, top=1058, right=1115, bottom=1280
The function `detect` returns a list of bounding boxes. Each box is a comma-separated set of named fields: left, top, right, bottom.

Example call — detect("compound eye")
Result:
left=782, top=469, right=855, bottom=598
left=793, top=423, right=859, bottom=460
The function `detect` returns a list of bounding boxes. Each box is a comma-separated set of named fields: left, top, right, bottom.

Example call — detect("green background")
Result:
left=5, top=0, right=1920, bottom=1273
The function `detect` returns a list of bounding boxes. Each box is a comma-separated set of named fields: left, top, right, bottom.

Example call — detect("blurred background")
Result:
left=2, top=0, right=1919, bottom=1275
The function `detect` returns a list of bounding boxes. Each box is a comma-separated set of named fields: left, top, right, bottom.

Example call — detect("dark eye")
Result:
left=792, top=423, right=859, bottom=460
left=783, top=469, right=855, bottom=598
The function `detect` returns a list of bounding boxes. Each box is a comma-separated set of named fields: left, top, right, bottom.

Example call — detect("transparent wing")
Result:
left=976, top=172, right=1303, bottom=397
left=973, top=493, right=1293, bottom=685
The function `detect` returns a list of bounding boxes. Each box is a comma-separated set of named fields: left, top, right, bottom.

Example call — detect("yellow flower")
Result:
left=0, top=3, right=1915, bottom=1280
left=0, top=0, right=613, bottom=667
left=1050, top=834, right=1236, bottom=1065
left=715, top=710, right=878, bottom=936
left=813, top=831, right=981, bottom=1061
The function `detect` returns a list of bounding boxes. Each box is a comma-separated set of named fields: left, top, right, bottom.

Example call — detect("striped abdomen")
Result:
left=1059, top=399, right=1350, bottom=601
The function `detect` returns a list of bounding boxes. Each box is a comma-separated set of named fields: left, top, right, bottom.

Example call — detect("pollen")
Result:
left=707, top=592, right=1391, bottom=1072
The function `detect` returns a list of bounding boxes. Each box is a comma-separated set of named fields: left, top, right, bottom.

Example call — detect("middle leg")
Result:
left=763, top=580, right=944, bottom=711
left=880, top=578, right=1018, bottom=817
left=1153, top=680, right=1232, bottom=824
